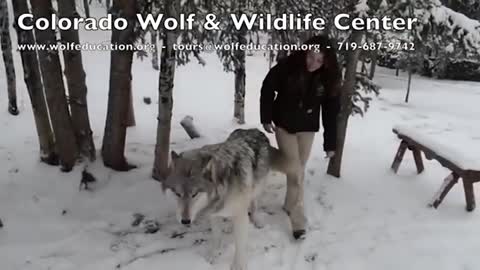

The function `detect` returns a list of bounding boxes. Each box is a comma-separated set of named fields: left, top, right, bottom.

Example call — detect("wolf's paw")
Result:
left=205, top=249, right=223, bottom=265
left=249, top=214, right=265, bottom=229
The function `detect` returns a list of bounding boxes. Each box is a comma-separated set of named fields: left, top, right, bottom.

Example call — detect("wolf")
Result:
left=161, top=128, right=284, bottom=270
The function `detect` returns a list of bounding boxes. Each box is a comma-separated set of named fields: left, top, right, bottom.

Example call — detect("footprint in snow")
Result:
left=304, top=253, right=317, bottom=263
left=316, top=195, right=333, bottom=212
left=415, top=114, right=429, bottom=119
left=264, top=244, right=277, bottom=252
left=193, top=239, right=207, bottom=246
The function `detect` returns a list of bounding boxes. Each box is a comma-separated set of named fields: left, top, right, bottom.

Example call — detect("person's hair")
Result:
left=285, top=34, right=342, bottom=97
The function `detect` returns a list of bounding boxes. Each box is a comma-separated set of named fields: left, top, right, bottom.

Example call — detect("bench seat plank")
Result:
left=393, top=125, right=480, bottom=178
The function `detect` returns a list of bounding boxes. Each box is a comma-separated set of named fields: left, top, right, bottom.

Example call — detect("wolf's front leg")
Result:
left=248, top=199, right=264, bottom=229
left=206, top=216, right=225, bottom=265
left=231, top=212, right=249, bottom=270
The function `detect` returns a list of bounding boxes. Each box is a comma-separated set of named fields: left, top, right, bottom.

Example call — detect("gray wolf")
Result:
left=161, top=128, right=284, bottom=270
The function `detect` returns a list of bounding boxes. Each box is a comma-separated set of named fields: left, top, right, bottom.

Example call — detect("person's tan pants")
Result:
left=275, top=127, right=315, bottom=231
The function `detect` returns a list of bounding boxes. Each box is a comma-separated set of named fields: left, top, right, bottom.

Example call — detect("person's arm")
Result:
left=260, top=62, right=284, bottom=125
left=322, top=80, right=341, bottom=152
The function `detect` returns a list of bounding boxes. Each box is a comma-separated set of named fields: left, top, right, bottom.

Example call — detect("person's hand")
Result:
left=263, top=123, right=276, bottom=133
left=325, top=151, right=335, bottom=159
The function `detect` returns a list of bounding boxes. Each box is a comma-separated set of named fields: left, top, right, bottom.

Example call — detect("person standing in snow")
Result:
left=260, top=35, right=341, bottom=240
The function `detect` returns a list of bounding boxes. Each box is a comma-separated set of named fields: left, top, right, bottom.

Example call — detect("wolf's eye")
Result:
left=191, top=192, right=199, bottom=198
left=174, top=192, right=182, bottom=197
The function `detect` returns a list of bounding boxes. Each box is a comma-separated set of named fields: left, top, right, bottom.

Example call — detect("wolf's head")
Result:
left=161, top=150, right=216, bottom=225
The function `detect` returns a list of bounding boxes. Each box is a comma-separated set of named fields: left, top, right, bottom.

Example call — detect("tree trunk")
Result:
left=233, top=65, right=246, bottom=124
left=233, top=0, right=247, bottom=124
left=405, top=68, right=412, bottom=103
left=369, top=50, right=378, bottom=79
left=58, top=0, right=96, bottom=162
left=276, top=32, right=288, bottom=62
left=0, top=0, right=18, bottom=115
left=125, top=87, right=135, bottom=127
left=152, top=0, right=180, bottom=181
left=327, top=30, right=364, bottom=178
left=30, top=0, right=78, bottom=172
left=268, top=49, right=274, bottom=69
left=405, top=4, right=414, bottom=103
left=101, top=0, right=136, bottom=171
left=204, top=0, right=212, bottom=10
left=361, top=59, right=367, bottom=74
left=12, top=0, right=58, bottom=165
left=83, top=0, right=90, bottom=17
left=151, top=30, right=159, bottom=70
left=106, top=0, right=111, bottom=13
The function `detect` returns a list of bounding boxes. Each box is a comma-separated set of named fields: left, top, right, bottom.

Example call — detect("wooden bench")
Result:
left=391, top=126, right=480, bottom=211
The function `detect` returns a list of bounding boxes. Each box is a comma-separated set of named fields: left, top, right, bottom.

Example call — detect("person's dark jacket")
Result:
left=260, top=54, right=341, bottom=152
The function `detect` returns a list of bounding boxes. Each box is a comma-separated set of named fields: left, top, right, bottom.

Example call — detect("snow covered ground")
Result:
left=2, top=4, right=480, bottom=270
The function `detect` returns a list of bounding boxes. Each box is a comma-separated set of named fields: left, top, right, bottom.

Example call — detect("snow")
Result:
left=355, top=0, right=370, bottom=18
left=428, top=1, right=480, bottom=52
left=393, top=124, right=480, bottom=170
left=2, top=3, right=480, bottom=270
left=379, top=0, right=388, bottom=10
left=445, top=43, right=454, bottom=53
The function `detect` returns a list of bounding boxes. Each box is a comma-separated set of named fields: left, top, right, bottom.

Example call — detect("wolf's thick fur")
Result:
left=161, top=128, right=283, bottom=270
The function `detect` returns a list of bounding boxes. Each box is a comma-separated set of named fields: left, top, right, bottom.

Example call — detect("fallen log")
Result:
left=180, top=116, right=201, bottom=139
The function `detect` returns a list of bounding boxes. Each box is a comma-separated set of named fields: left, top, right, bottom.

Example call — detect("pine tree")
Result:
left=205, top=0, right=252, bottom=124
left=30, top=0, right=78, bottom=172
left=58, top=0, right=96, bottom=161
left=0, top=0, right=18, bottom=116
left=83, top=0, right=91, bottom=17
left=381, top=0, right=480, bottom=79
left=327, top=0, right=378, bottom=177
left=233, top=0, right=247, bottom=124
left=12, top=0, right=58, bottom=164
left=101, top=0, right=137, bottom=171
left=326, top=30, right=364, bottom=177
left=152, top=0, right=180, bottom=180
left=441, top=0, right=480, bottom=19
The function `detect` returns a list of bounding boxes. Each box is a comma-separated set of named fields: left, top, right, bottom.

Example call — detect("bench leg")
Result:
left=391, top=141, right=408, bottom=173
left=429, top=172, right=459, bottom=209
left=462, top=179, right=476, bottom=212
left=412, top=148, right=424, bottom=174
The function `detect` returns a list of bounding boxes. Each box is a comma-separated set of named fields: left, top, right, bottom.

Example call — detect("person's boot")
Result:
left=287, top=208, right=307, bottom=241
left=8, top=99, right=19, bottom=116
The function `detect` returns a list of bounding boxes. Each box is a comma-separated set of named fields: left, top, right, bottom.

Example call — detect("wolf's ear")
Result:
left=159, top=174, right=172, bottom=194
